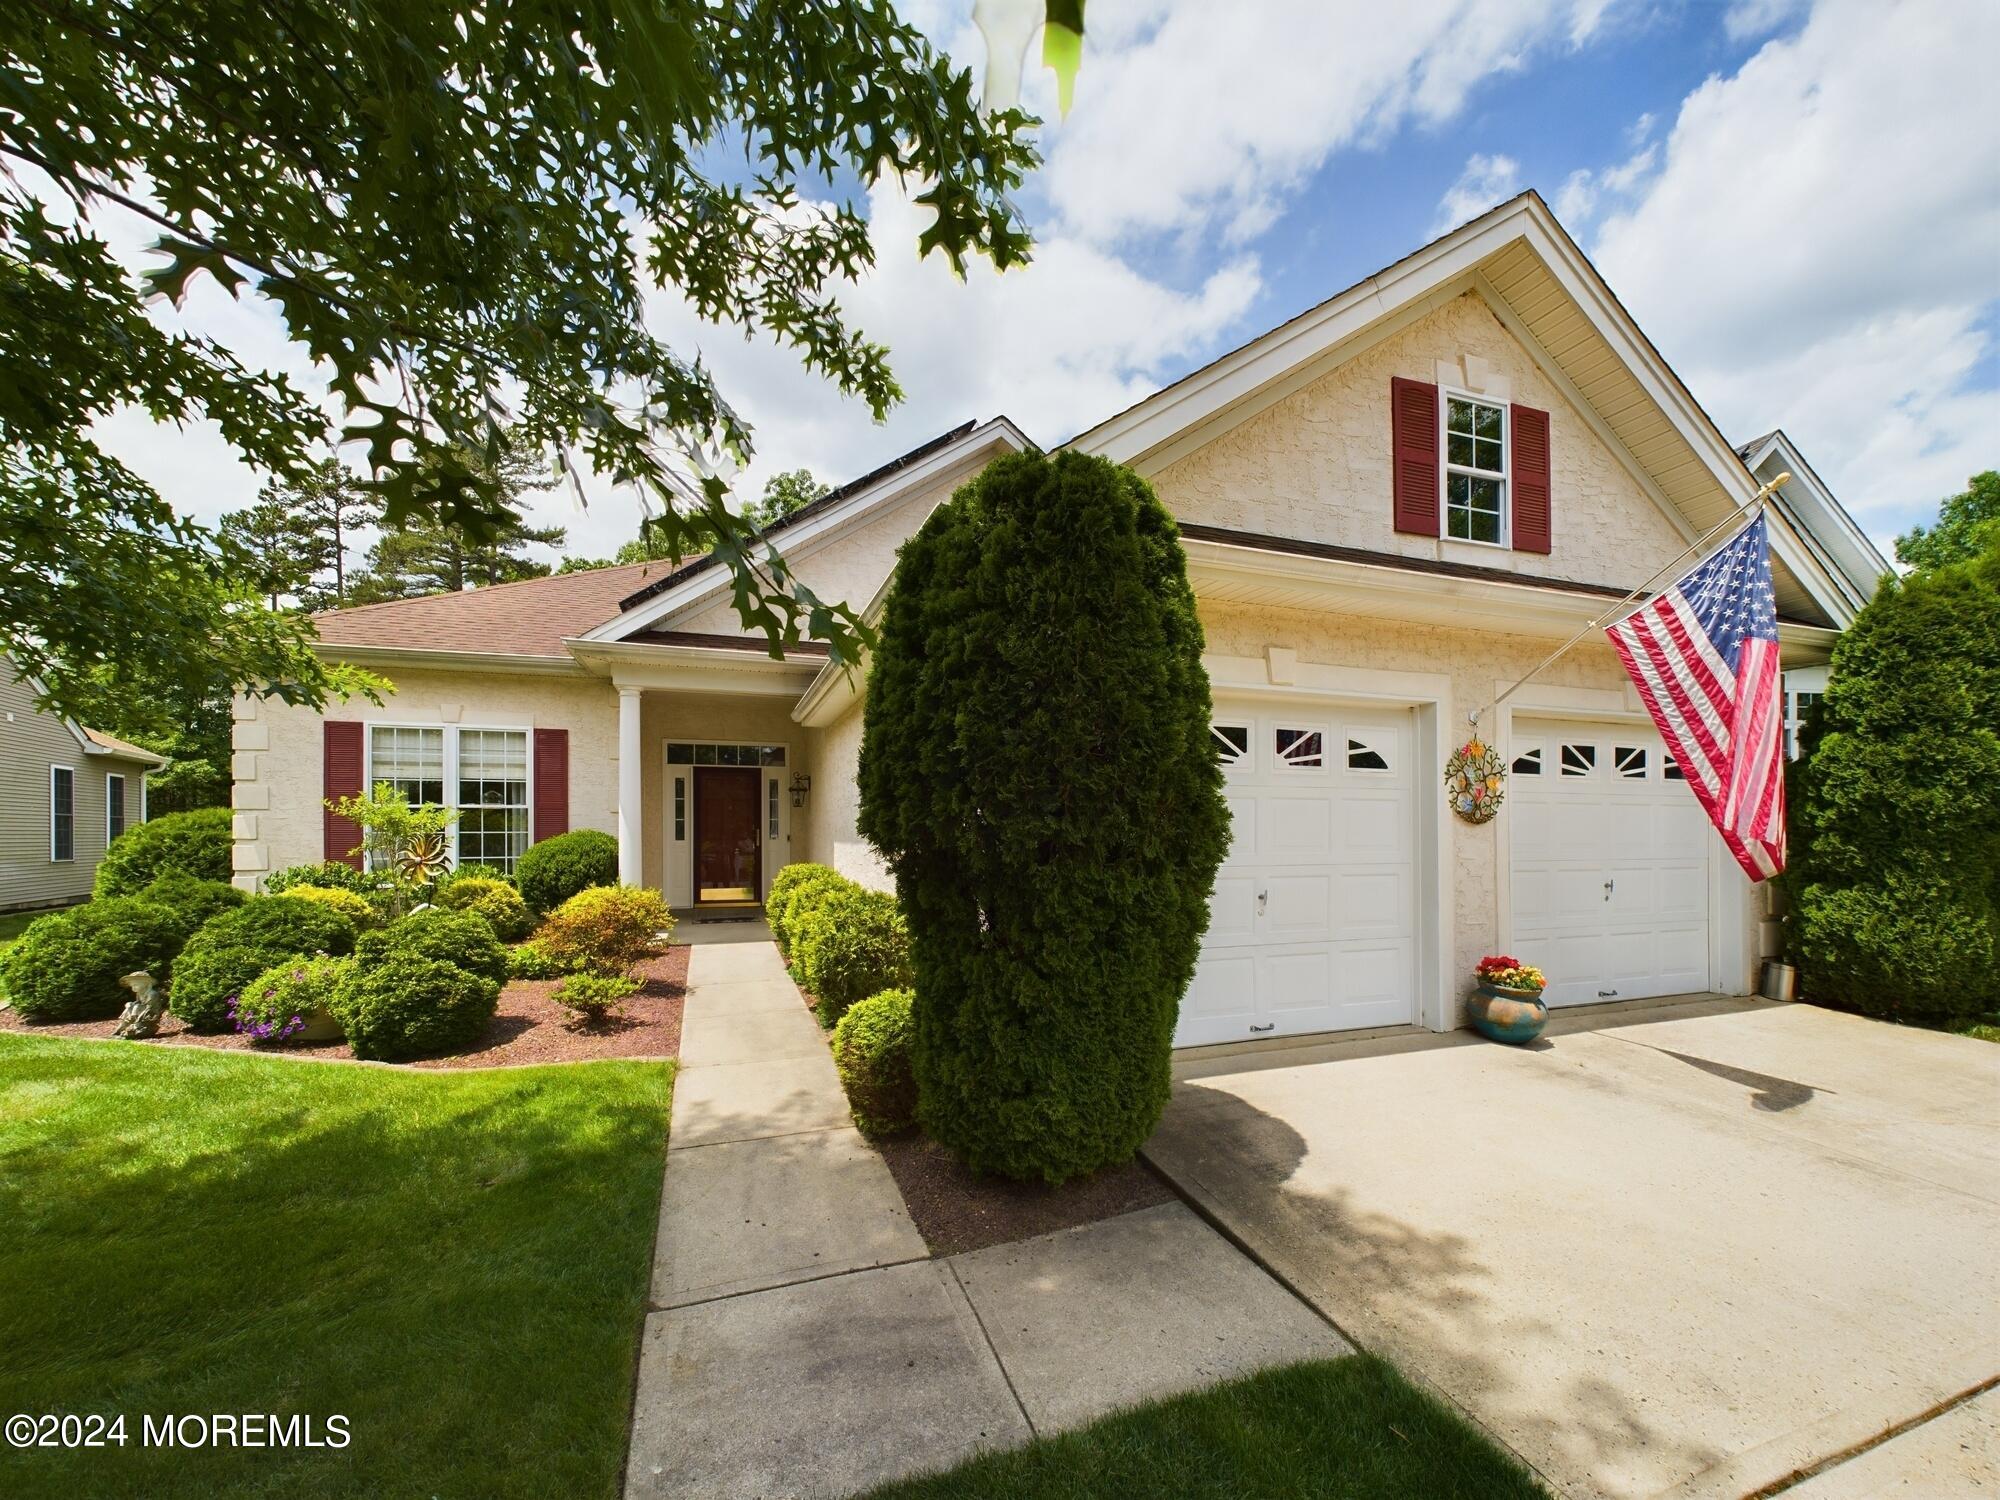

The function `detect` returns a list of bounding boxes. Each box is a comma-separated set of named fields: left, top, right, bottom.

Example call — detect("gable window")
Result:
left=50, top=766, right=74, bottom=861
left=107, top=774, right=126, bottom=844
left=1444, top=394, right=1506, bottom=544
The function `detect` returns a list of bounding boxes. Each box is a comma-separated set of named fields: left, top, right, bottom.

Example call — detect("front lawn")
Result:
left=0, top=1037, right=673, bottom=1499
left=864, top=1355, right=1547, bottom=1500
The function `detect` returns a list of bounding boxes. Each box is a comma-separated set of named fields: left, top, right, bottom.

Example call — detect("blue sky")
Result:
left=98, top=0, right=1998, bottom=565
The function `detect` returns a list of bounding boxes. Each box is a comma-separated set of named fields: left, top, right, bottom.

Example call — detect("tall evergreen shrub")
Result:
left=858, top=449, right=1229, bottom=1183
left=1787, top=542, right=2000, bottom=1022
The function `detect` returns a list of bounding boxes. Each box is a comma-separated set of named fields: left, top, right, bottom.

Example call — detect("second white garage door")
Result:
left=1175, top=701, right=1418, bottom=1048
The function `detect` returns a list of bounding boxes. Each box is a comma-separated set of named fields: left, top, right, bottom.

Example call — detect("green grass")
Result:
left=863, top=1355, right=1547, bottom=1500
left=0, top=909, right=42, bottom=945
left=0, top=1037, right=673, bottom=1499
left=1959, top=1022, right=2000, bottom=1044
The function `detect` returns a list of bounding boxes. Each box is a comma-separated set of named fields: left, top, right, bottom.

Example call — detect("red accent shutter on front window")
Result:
left=1511, top=403, right=1552, bottom=554
left=1390, top=377, right=1440, bottom=536
left=533, top=728, right=568, bottom=842
left=323, top=721, right=364, bottom=868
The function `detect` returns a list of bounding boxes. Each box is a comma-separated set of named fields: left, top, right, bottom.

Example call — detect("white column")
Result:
left=617, top=686, right=643, bottom=887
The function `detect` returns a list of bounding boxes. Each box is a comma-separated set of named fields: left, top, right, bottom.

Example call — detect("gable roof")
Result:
left=1, top=655, right=167, bottom=765
left=1067, top=190, right=1869, bottom=629
left=1736, top=428, right=1890, bottom=610
left=309, top=559, right=675, bottom=659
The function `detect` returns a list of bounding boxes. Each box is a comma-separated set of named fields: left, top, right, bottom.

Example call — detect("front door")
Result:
left=693, top=766, right=762, bottom=903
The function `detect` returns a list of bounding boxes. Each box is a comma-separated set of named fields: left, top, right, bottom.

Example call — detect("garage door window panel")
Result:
left=1559, top=742, right=1597, bottom=777
left=1511, top=744, right=1543, bottom=776
left=1210, top=722, right=1251, bottom=771
left=1345, top=735, right=1391, bottom=772
left=1274, top=726, right=1327, bottom=771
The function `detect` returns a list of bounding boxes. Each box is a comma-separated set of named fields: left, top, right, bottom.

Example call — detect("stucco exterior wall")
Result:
left=1152, top=291, right=1693, bottom=592
left=0, top=669, right=147, bottom=910
left=802, top=701, right=892, bottom=893
left=1197, top=598, right=1762, bottom=1023
left=234, top=668, right=620, bottom=889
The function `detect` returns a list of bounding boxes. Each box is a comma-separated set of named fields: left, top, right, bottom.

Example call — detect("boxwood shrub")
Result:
left=832, top=988, right=917, bottom=1138
left=858, top=449, right=1230, bottom=1183
left=767, top=863, right=849, bottom=960
left=93, top=807, right=232, bottom=897
left=1787, top=540, right=2000, bottom=1022
left=0, top=898, right=184, bottom=1022
left=138, top=872, right=247, bottom=944
left=356, top=909, right=508, bottom=987
left=515, top=829, right=618, bottom=913
left=168, top=896, right=360, bottom=1032
left=437, top=876, right=533, bottom=942
left=278, top=884, right=382, bottom=931
left=792, top=885, right=912, bottom=1030
left=330, top=954, right=500, bottom=1061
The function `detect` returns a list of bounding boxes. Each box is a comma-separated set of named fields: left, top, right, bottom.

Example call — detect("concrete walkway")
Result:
left=625, top=937, right=1346, bottom=1500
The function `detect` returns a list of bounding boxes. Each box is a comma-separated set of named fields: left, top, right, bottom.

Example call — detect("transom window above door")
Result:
left=666, top=742, right=786, bottom=766
left=1444, top=394, right=1506, bottom=544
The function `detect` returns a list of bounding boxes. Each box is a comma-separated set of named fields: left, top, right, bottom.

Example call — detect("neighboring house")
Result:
left=233, top=192, right=1887, bottom=1042
left=1736, top=429, right=1892, bottom=757
left=1, top=657, right=164, bottom=912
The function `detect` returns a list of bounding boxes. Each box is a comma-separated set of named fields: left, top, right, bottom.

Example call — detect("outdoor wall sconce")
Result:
left=790, top=773, right=812, bottom=808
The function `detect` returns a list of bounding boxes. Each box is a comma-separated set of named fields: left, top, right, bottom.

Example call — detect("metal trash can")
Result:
left=1760, top=960, right=1797, bottom=1002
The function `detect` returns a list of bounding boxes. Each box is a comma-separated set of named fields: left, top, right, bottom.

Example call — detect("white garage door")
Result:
left=1509, top=719, right=1710, bottom=1007
left=1176, top=702, right=1418, bottom=1048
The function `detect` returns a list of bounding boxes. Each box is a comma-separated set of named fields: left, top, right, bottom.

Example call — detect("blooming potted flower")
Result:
left=1467, top=954, right=1549, bottom=1044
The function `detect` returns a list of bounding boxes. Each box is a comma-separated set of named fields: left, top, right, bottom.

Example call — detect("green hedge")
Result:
left=516, top=830, right=619, bottom=913
left=356, top=909, right=509, bottom=988
left=331, top=954, right=500, bottom=1061
left=857, top=449, right=1230, bottom=1183
left=168, top=896, right=360, bottom=1032
left=832, top=988, right=918, bottom=1138
left=1787, top=542, right=2000, bottom=1022
left=792, top=885, right=912, bottom=1030
left=93, top=807, right=232, bottom=897
left=767, top=863, right=847, bottom=960
left=0, top=899, right=185, bottom=1022
left=139, top=872, right=247, bottom=944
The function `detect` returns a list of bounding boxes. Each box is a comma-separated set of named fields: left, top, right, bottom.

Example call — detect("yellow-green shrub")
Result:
left=532, top=887, right=674, bottom=976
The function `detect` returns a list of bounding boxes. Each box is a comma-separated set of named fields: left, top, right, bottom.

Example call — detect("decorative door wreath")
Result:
left=1445, top=737, right=1507, bottom=824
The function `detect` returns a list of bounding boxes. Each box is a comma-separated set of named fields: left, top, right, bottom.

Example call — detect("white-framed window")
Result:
left=1443, top=392, right=1507, bottom=545
left=1784, top=690, right=1823, bottom=760
left=49, top=765, right=74, bottom=862
left=672, top=775, right=687, bottom=841
left=106, top=773, right=126, bottom=844
left=366, top=724, right=532, bottom=875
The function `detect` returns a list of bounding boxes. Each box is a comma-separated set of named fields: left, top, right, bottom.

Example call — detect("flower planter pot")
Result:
left=283, top=1006, right=343, bottom=1043
left=1467, top=983, right=1548, bottom=1045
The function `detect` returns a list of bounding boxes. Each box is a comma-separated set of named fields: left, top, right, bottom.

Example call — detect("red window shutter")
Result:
left=1511, top=403, right=1552, bottom=554
left=1390, top=377, right=1440, bottom=536
left=322, top=721, right=365, bottom=869
left=533, top=728, right=568, bottom=842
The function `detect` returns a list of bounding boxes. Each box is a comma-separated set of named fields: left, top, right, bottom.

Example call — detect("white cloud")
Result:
left=1590, top=0, right=2000, bottom=547
left=1550, top=139, right=1655, bottom=230
left=1433, top=153, right=1522, bottom=235
left=1723, top=0, right=1809, bottom=41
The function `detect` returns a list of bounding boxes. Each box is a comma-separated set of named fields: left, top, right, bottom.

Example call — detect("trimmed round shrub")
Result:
left=507, top=939, right=565, bottom=980
left=552, top=972, right=640, bottom=1026
left=791, top=885, right=912, bottom=1030
left=531, top=886, right=673, bottom=977
left=277, top=884, right=382, bottom=932
left=93, top=807, right=231, bottom=897
left=858, top=449, right=1230, bottom=1183
left=233, top=955, right=356, bottom=1044
left=832, top=988, right=917, bottom=1138
left=516, top=829, right=619, bottom=913
left=169, top=896, right=360, bottom=1032
left=0, top=898, right=184, bottom=1022
left=1787, top=541, right=2000, bottom=1022
left=356, top=909, right=508, bottom=987
left=265, top=861, right=380, bottom=897
left=767, top=863, right=850, bottom=960
left=437, top=876, right=533, bottom=942
left=330, top=955, right=500, bottom=1061
left=138, top=872, right=247, bottom=944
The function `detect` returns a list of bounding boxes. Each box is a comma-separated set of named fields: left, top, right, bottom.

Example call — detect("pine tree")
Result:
left=347, top=441, right=565, bottom=601
left=283, top=460, right=375, bottom=611
left=217, top=495, right=325, bottom=610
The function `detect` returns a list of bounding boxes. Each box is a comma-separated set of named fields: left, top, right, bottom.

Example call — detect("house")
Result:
left=232, top=192, right=1887, bottom=1041
left=2, top=657, right=165, bottom=912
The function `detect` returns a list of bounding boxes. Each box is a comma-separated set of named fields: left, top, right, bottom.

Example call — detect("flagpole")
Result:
left=1466, top=471, right=1792, bottom=730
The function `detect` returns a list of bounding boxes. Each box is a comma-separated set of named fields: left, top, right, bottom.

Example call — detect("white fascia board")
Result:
left=1746, top=431, right=1892, bottom=596
left=311, top=643, right=588, bottom=677
left=582, top=418, right=1031, bottom=644
left=564, top=638, right=821, bottom=698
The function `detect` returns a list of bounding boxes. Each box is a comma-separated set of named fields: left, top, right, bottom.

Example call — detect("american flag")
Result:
left=1605, top=512, right=1786, bottom=881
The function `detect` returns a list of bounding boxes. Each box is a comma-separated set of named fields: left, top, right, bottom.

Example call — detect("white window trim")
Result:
left=363, top=721, right=535, bottom=872
left=106, top=773, right=126, bottom=845
left=50, top=764, right=76, bottom=862
left=137, top=774, right=147, bottom=823
left=1439, top=386, right=1510, bottom=548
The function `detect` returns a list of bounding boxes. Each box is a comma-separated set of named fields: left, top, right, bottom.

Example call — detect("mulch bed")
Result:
left=875, top=1131, right=1176, bottom=1257
left=0, top=946, right=689, bottom=1070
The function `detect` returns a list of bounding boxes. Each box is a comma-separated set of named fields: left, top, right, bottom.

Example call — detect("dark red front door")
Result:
left=694, top=766, right=761, bottom=902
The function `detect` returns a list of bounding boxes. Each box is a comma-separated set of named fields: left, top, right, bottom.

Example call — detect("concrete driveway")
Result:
left=1144, top=998, right=2000, bottom=1499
